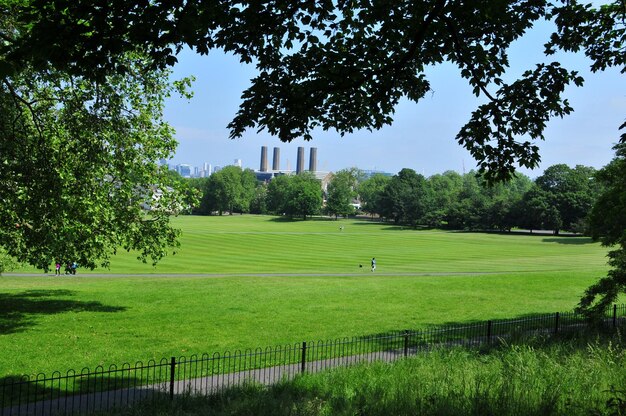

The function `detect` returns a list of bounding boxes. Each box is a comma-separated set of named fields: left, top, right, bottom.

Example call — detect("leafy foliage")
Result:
left=325, top=168, right=361, bottom=219
left=201, top=166, right=258, bottom=215
left=380, top=169, right=431, bottom=226
left=266, top=173, right=322, bottom=219
left=579, top=143, right=626, bottom=315
left=358, top=174, right=392, bottom=218
left=535, top=164, right=598, bottom=233
left=353, top=166, right=594, bottom=233
left=2, top=1, right=624, bottom=182
left=1, top=11, right=196, bottom=271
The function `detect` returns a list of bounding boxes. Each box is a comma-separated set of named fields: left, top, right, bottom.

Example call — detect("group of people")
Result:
left=55, top=261, right=78, bottom=276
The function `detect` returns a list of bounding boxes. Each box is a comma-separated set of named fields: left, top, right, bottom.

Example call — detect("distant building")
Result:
left=254, top=146, right=330, bottom=191
left=202, top=162, right=212, bottom=177
left=296, top=147, right=305, bottom=174
left=176, top=164, right=192, bottom=178
left=362, top=169, right=393, bottom=179
left=272, top=147, right=280, bottom=171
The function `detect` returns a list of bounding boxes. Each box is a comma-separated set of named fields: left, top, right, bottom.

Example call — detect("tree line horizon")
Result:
left=184, top=162, right=599, bottom=235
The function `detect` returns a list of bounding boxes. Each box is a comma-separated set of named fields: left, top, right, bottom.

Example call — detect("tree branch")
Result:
left=390, top=0, right=448, bottom=76
left=442, top=16, right=497, bottom=102
left=2, top=78, right=45, bottom=139
left=314, top=0, right=449, bottom=95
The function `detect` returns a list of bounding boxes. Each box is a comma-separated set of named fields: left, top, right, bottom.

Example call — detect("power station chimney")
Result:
left=309, top=147, right=317, bottom=172
left=272, top=147, right=280, bottom=171
left=296, top=146, right=304, bottom=174
left=260, top=146, right=268, bottom=172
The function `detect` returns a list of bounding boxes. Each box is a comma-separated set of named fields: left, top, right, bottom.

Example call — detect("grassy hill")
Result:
left=1, top=215, right=614, bottom=377
left=17, top=215, right=609, bottom=275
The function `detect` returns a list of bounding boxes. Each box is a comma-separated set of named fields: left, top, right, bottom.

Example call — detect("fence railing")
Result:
left=2, top=304, right=625, bottom=416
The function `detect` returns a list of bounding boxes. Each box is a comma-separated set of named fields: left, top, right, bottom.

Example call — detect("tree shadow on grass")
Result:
left=0, top=290, right=126, bottom=335
left=541, top=237, right=595, bottom=245
left=350, top=309, right=623, bottom=357
left=1, top=373, right=167, bottom=415
left=267, top=216, right=338, bottom=223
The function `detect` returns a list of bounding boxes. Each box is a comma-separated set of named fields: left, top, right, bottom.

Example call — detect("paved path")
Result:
left=3, top=347, right=410, bottom=416
left=4, top=318, right=623, bottom=416
left=4, top=271, right=506, bottom=278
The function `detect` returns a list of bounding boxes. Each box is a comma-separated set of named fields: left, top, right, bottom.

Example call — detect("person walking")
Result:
left=371, top=257, right=376, bottom=272
left=55, top=261, right=61, bottom=276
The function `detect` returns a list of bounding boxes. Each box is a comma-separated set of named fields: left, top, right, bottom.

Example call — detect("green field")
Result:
left=0, top=215, right=615, bottom=377
left=16, top=215, right=609, bottom=275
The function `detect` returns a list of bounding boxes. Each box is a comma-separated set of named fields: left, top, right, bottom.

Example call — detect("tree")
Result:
left=481, top=174, right=533, bottom=231
left=358, top=174, right=391, bottom=218
left=265, top=173, right=322, bottom=219
left=446, top=174, right=479, bottom=230
left=0, top=51, right=195, bottom=271
left=202, top=166, right=257, bottom=215
left=535, top=164, right=598, bottom=233
left=579, top=143, right=626, bottom=315
left=284, top=173, right=323, bottom=220
left=187, top=177, right=211, bottom=215
left=249, top=184, right=268, bottom=215
left=516, top=185, right=550, bottom=232
left=325, top=168, right=360, bottom=219
left=3, top=1, right=623, bottom=183
left=266, top=174, right=291, bottom=215
left=380, top=168, right=430, bottom=227
left=424, top=171, right=463, bottom=227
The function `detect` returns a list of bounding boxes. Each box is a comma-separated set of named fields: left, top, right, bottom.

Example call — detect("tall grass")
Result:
left=112, top=331, right=626, bottom=416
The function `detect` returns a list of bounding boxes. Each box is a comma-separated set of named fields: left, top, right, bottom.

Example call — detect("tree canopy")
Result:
left=1, top=8, right=196, bottom=271
left=266, top=173, right=322, bottom=220
left=325, top=168, right=361, bottom=219
left=201, top=166, right=257, bottom=215
left=580, top=143, right=626, bottom=315
left=2, top=1, right=624, bottom=182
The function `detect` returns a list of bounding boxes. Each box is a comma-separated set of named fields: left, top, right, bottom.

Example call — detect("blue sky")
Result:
left=163, top=19, right=625, bottom=178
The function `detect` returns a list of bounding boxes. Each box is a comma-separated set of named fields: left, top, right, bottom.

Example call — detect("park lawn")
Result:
left=2, top=215, right=617, bottom=377
left=0, top=269, right=615, bottom=378
left=15, top=215, right=610, bottom=275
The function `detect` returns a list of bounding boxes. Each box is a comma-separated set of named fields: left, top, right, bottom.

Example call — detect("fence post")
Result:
left=487, top=320, right=492, bottom=344
left=554, top=312, right=560, bottom=335
left=300, top=342, right=307, bottom=373
left=403, top=330, right=409, bottom=357
left=169, top=357, right=176, bottom=401
left=614, top=304, right=618, bottom=328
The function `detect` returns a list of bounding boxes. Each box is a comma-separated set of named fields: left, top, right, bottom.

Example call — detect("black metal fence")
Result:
left=2, top=305, right=625, bottom=416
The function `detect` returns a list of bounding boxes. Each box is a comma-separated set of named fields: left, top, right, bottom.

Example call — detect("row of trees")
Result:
left=360, top=164, right=598, bottom=234
left=187, top=167, right=323, bottom=219
left=185, top=163, right=600, bottom=235
left=183, top=150, right=624, bottom=313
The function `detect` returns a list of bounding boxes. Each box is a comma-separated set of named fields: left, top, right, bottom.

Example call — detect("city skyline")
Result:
left=167, top=146, right=393, bottom=178
left=163, top=19, right=625, bottom=179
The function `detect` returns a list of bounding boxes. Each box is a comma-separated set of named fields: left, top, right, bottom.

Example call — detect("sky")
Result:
left=163, top=19, right=625, bottom=179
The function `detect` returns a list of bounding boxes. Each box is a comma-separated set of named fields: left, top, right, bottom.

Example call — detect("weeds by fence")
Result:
left=2, top=305, right=625, bottom=416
